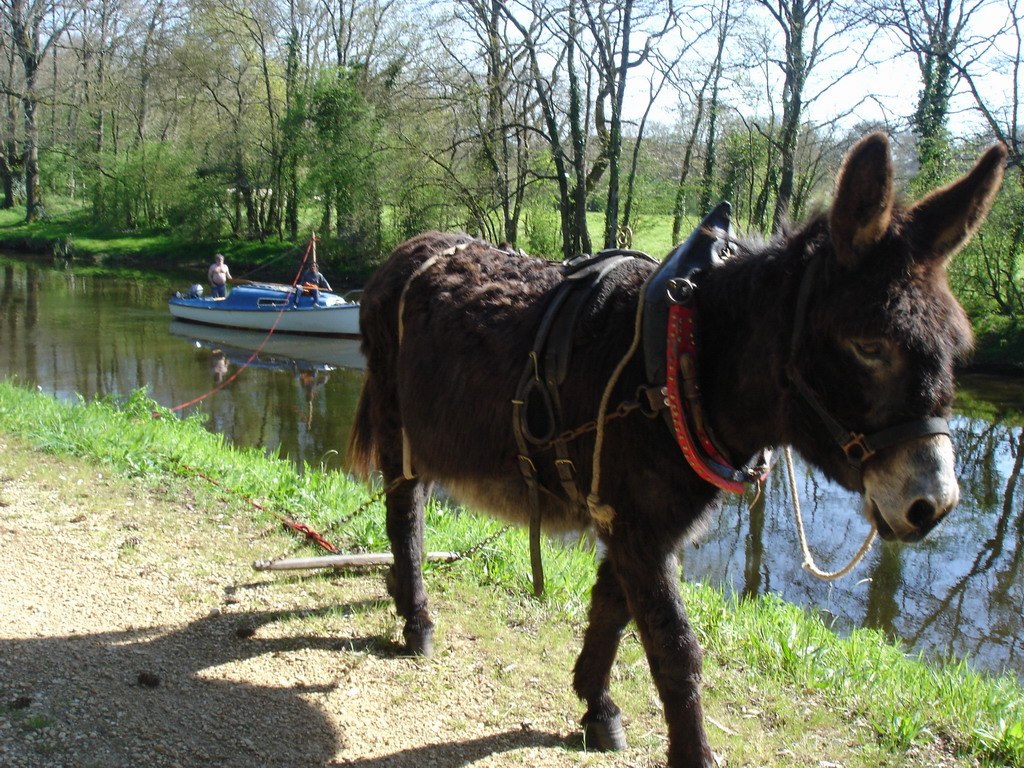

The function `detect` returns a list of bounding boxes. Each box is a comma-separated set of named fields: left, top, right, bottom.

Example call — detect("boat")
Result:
left=168, top=282, right=361, bottom=336
left=168, top=320, right=365, bottom=371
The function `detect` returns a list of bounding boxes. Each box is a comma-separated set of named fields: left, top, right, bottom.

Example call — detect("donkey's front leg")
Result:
left=609, top=542, right=713, bottom=768
left=573, top=558, right=632, bottom=752
left=384, top=475, right=435, bottom=656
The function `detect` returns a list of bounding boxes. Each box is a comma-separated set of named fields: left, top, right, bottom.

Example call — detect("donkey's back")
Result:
left=349, top=230, right=604, bottom=529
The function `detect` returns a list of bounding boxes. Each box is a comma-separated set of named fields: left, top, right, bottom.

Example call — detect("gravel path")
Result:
left=0, top=446, right=654, bottom=768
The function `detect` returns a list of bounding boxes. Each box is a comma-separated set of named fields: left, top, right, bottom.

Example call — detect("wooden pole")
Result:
left=253, top=551, right=461, bottom=572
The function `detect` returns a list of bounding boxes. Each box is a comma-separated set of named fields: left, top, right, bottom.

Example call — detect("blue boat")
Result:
left=169, top=282, right=361, bottom=336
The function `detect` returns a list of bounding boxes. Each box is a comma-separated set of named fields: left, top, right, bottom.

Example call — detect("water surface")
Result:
left=1, top=255, right=1021, bottom=680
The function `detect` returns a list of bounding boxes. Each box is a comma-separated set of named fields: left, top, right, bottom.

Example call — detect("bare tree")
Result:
left=1, top=0, right=78, bottom=220
left=696, top=0, right=732, bottom=216
left=581, top=0, right=674, bottom=249
left=0, top=23, right=22, bottom=208
left=497, top=0, right=594, bottom=256
left=750, top=0, right=839, bottom=230
left=945, top=0, right=1020, bottom=165
left=942, top=0, right=1022, bottom=315
left=868, top=0, right=994, bottom=179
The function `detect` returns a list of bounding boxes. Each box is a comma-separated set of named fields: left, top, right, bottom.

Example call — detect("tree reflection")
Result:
left=863, top=542, right=902, bottom=641
left=742, top=486, right=766, bottom=598
left=905, top=424, right=1024, bottom=670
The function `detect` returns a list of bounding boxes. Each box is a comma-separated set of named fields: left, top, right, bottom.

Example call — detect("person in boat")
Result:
left=301, top=261, right=332, bottom=301
left=207, top=253, right=232, bottom=299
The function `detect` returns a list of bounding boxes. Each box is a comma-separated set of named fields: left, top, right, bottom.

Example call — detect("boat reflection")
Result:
left=169, top=320, right=366, bottom=372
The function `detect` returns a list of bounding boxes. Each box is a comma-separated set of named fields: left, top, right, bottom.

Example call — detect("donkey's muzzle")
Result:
left=862, top=435, right=959, bottom=543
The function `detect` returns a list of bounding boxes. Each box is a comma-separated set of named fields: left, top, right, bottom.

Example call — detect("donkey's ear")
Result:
left=906, top=143, right=1008, bottom=264
left=829, top=132, right=896, bottom=268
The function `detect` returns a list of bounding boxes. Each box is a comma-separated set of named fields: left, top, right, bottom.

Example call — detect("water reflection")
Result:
left=684, top=405, right=1024, bottom=679
left=168, top=321, right=356, bottom=435
left=0, top=254, right=1022, bottom=680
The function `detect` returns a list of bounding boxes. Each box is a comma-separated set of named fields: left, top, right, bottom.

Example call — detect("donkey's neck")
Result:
left=689, top=234, right=809, bottom=461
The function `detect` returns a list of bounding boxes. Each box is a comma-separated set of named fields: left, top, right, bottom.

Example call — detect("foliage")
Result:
left=951, top=179, right=1024, bottom=319
left=301, top=68, right=386, bottom=254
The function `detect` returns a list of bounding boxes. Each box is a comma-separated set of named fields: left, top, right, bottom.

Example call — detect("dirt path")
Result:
left=0, top=443, right=655, bottom=768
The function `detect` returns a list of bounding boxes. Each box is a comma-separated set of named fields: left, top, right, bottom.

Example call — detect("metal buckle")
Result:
left=517, top=455, right=538, bottom=479
left=666, top=277, right=697, bottom=305
left=841, top=433, right=875, bottom=465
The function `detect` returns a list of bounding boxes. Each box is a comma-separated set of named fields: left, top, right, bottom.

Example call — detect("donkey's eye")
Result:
left=855, top=341, right=883, bottom=357
left=849, top=338, right=889, bottom=364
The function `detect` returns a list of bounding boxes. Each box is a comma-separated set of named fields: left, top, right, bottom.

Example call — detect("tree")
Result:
left=870, top=0, right=991, bottom=183
left=581, top=0, right=674, bottom=249
left=942, top=1, right=1023, bottom=320
left=0, top=23, right=22, bottom=209
left=696, top=0, right=732, bottom=216
left=304, top=67, right=385, bottom=252
left=1, top=0, right=78, bottom=221
left=422, top=0, right=538, bottom=245
left=750, top=0, right=841, bottom=230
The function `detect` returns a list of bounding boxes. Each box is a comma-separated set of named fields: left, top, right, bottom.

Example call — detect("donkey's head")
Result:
left=790, top=132, right=1006, bottom=542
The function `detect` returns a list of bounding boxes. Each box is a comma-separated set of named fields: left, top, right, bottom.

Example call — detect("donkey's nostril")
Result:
left=907, top=498, right=937, bottom=529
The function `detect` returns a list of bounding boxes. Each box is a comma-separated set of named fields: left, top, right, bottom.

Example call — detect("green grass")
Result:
left=0, top=379, right=1022, bottom=765
left=0, top=204, right=311, bottom=276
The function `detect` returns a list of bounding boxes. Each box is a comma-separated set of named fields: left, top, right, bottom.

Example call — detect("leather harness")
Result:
left=512, top=202, right=952, bottom=596
left=643, top=202, right=770, bottom=492
left=512, top=249, right=655, bottom=596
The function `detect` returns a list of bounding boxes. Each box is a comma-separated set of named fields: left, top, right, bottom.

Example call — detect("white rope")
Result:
left=783, top=445, right=877, bottom=581
left=587, top=287, right=648, bottom=532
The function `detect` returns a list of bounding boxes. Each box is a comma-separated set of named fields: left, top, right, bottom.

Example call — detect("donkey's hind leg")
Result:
left=573, top=558, right=631, bottom=751
left=383, top=471, right=435, bottom=656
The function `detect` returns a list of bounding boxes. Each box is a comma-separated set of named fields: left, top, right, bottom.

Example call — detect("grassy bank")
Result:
left=0, top=204, right=682, bottom=288
left=0, top=380, right=1022, bottom=766
left=0, top=206, right=348, bottom=285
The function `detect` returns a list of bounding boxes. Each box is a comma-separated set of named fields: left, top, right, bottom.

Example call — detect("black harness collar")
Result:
left=642, top=203, right=768, bottom=491
left=642, top=201, right=950, bottom=490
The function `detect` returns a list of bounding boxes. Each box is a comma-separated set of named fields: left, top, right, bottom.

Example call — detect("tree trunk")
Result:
left=698, top=0, right=730, bottom=216
left=601, top=0, right=634, bottom=250
left=565, top=4, right=591, bottom=258
left=671, top=80, right=709, bottom=245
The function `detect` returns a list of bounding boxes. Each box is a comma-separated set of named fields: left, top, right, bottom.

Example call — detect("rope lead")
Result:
left=783, top=446, right=876, bottom=581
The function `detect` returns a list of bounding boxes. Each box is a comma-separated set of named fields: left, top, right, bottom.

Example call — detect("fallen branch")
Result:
left=253, top=552, right=461, bottom=571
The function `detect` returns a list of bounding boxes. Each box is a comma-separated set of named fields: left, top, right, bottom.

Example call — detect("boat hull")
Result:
left=168, top=284, right=360, bottom=337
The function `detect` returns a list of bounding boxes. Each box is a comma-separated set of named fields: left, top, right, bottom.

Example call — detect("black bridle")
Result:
left=784, top=253, right=950, bottom=469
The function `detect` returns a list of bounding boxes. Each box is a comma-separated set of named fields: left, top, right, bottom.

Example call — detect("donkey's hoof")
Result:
left=582, top=713, right=627, bottom=752
left=403, top=624, right=434, bottom=657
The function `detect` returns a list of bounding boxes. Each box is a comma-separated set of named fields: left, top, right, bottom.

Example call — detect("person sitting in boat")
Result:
left=301, top=261, right=332, bottom=301
left=208, top=253, right=232, bottom=299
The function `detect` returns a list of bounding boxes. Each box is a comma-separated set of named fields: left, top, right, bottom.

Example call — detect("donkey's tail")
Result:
left=346, top=378, right=378, bottom=479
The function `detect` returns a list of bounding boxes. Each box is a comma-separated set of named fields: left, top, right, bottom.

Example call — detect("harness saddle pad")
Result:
left=642, top=201, right=733, bottom=388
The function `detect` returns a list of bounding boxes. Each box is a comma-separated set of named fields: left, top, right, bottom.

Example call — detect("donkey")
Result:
left=348, top=133, right=1006, bottom=767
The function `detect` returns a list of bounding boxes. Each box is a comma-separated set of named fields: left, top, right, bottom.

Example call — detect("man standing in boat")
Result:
left=301, top=260, right=332, bottom=301
left=208, top=253, right=232, bottom=298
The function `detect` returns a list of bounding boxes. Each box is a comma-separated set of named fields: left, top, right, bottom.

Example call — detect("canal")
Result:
left=1, top=255, right=1022, bottom=681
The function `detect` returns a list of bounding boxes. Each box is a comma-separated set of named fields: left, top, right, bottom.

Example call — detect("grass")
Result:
left=0, top=379, right=1022, bottom=765
left=0, top=205, right=316, bottom=278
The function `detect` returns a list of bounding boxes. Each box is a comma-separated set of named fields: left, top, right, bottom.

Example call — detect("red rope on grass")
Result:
left=164, top=236, right=318, bottom=414
left=169, top=457, right=338, bottom=553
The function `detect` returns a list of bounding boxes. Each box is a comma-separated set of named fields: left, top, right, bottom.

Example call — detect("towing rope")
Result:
left=172, top=455, right=515, bottom=568
left=169, top=456, right=340, bottom=552
left=165, top=236, right=318, bottom=414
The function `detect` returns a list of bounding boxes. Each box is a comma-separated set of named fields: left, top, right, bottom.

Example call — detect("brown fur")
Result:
left=346, top=135, right=1006, bottom=767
